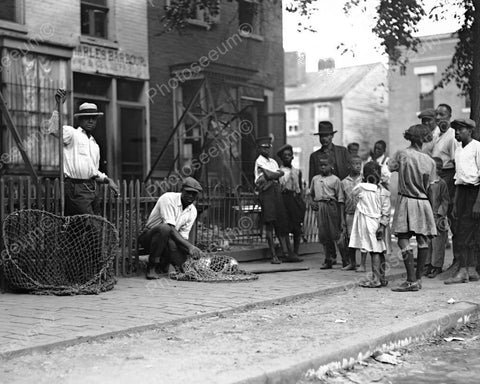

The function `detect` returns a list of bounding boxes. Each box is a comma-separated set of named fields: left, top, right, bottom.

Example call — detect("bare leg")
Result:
left=266, top=223, right=281, bottom=264
left=356, top=252, right=367, bottom=272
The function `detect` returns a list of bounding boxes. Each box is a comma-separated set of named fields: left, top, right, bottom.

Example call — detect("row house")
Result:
left=0, top=0, right=149, bottom=181
left=285, top=53, right=388, bottom=177
left=147, top=0, right=285, bottom=188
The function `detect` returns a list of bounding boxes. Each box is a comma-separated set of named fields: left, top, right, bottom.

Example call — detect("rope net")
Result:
left=169, top=254, right=258, bottom=282
left=1, top=209, right=119, bottom=295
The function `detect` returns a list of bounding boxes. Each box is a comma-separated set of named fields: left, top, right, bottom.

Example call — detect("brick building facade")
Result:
left=0, top=0, right=149, bottom=181
left=389, top=33, right=470, bottom=156
left=147, top=0, right=285, bottom=188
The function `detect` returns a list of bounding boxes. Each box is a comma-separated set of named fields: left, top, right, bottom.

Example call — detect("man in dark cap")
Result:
left=254, top=136, right=296, bottom=263
left=139, top=177, right=204, bottom=279
left=444, top=118, right=480, bottom=284
left=418, top=108, right=438, bottom=155
left=309, top=121, right=350, bottom=183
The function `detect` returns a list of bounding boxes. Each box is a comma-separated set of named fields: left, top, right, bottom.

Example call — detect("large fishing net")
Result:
left=169, top=254, right=258, bottom=282
left=1, top=209, right=119, bottom=295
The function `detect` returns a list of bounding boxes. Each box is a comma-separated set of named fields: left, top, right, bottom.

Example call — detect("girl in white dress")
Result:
left=349, top=162, right=392, bottom=288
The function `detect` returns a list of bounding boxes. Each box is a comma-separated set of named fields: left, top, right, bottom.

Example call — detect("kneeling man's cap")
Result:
left=451, top=118, right=476, bottom=130
left=182, top=177, right=203, bottom=192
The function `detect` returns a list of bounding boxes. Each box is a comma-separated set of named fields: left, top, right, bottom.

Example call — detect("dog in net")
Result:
left=1, top=209, right=118, bottom=295
left=169, top=254, right=258, bottom=282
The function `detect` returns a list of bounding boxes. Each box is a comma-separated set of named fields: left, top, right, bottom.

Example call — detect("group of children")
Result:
left=255, top=117, right=480, bottom=292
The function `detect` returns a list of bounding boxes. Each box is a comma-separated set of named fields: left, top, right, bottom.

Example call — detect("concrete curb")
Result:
left=0, top=271, right=405, bottom=359
left=225, top=301, right=480, bottom=384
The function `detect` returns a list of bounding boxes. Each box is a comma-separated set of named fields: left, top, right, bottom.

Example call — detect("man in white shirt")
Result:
left=139, top=177, right=204, bottom=279
left=445, top=118, right=480, bottom=285
left=433, top=104, right=459, bottom=199
left=50, top=89, right=119, bottom=215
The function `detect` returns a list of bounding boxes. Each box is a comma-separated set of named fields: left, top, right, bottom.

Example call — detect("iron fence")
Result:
left=0, top=177, right=319, bottom=282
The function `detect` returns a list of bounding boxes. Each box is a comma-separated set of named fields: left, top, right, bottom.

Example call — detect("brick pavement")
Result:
left=0, top=249, right=440, bottom=358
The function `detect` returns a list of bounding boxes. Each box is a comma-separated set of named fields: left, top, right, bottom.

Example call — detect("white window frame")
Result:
left=292, top=147, right=302, bottom=170
left=286, top=106, right=300, bottom=136
left=313, top=103, right=331, bottom=132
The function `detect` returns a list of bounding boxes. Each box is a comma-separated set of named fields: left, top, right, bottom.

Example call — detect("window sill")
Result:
left=187, top=19, right=212, bottom=30
left=287, top=132, right=302, bottom=137
left=239, top=31, right=264, bottom=42
left=0, top=20, right=27, bottom=34
left=80, top=35, right=119, bottom=49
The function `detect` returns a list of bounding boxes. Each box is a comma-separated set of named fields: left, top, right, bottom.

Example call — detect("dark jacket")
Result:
left=309, top=144, right=350, bottom=184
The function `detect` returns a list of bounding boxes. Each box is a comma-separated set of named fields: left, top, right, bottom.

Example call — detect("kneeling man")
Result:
left=139, top=177, right=203, bottom=279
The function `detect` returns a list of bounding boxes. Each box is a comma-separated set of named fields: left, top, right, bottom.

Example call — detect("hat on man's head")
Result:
left=182, top=177, right=203, bottom=193
left=451, top=118, right=476, bottom=130
left=276, top=144, right=293, bottom=157
left=314, top=121, right=337, bottom=136
left=418, top=108, right=436, bottom=120
left=74, top=102, right=104, bottom=117
left=256, top=136, right=273, bottom=147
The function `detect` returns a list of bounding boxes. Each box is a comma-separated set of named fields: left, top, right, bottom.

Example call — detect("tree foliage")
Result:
left=160, top=0, right=478, bottom=130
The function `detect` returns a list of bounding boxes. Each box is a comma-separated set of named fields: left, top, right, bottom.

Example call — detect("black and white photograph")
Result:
left=1, top=0, right=480, bottom=383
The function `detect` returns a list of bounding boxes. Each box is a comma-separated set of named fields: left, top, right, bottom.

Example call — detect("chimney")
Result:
left=318, top=58, right=335, bottom=71
left=284, top=51, right=306, bottom=87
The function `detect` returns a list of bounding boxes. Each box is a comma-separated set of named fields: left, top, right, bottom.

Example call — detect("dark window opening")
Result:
left=238, top=0, right=260, bottom=35
left=117, top=79, right=143, bottom=102
left=81, top=0, right=108, bottom=38
left=465, top=93, right=471, bottom=109
left=73, top=72, right=110, bottom=97
left=419, top=74, right=434, bottom=111
left=0, top=0, right=16, bottom=22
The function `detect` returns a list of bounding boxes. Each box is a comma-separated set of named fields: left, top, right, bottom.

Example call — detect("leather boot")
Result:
left=392, top=249, right=417, bottom=291
left=403, top=249, right=416, bottom=283
left=468, top=267, right=480, bottom=281
left=467, top=250, right=479, bottom=281
left=444, top=267, right=469, bottom=284
left=416, top=247, right=428, bottom=281
left=379, top=252, right=388, bottom=286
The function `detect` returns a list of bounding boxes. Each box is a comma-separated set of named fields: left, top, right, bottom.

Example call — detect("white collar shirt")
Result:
left=422, top=126, right=440, bottom=156
left=454, top=139, right=480, bottom=186
left=48, top=111, right=107, bottom=180
left=146, top=192, right=197, bottom=239
left=431, top=128, right=459, bottom=170
left=254, top=155, right=279, bottom=183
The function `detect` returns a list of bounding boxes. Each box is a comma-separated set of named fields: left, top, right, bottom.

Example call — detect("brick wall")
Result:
left=389, top=34, right=470, bottom=156
left=22, top=0, right=148, bottom=57
left=147, top=0, right=285, bottom=177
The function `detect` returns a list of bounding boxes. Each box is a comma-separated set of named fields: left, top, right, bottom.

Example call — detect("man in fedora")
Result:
left=48, top=89, right=119, bottom=215
left=309, top=121, right=350, bottom=183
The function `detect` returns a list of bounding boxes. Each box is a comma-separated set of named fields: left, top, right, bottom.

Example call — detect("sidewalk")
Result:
left=0, top=248, right=408, bottom=358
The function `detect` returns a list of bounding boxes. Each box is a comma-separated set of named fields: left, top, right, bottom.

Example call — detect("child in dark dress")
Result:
left=278, top=144, right=305, bottom=262
left=254, top=137, right=293, bottom=264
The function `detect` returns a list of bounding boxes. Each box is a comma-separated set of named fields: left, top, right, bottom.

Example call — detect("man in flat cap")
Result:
left=309, top=121, right=350, bottom=184
left=49, top=89, right=119, bottom=215
left=139, top=177, right=204, bottom=279
left=418, top=108, right=438, bottom=156
left=444, top=118, right=480, bottom=284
